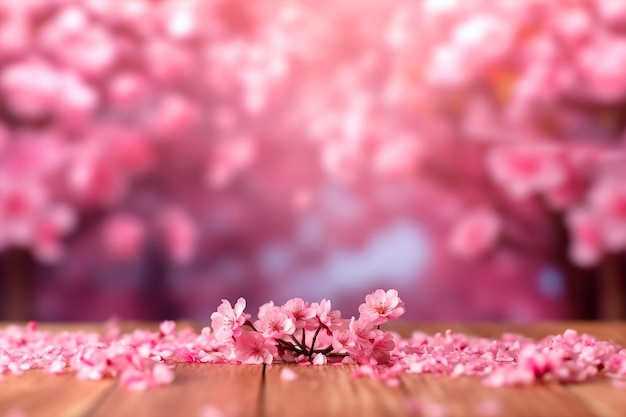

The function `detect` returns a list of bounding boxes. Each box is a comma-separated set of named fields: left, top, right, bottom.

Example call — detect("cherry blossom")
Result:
left=254, top=302, right=295, bottom=339
left=449, top=209, right=502, bottom=260
left=566, top=208, right=604, bottom=267
left=0, top=291, right=626, bottom=391
left=358, top=289, right=406, bottom=326
left=311, top=299, right=342, bottom=328
left=234, top=331, right=276, bottom=365
left=200, top=405, right=227, bottom=417
left=487, top=144, right=567, bottom=200
left=279, top=367, right=298, bottom=381
left=107, top=72, right=148, bottom=107
left=0, top=59, right=60, bottom=119
left=159, top=207, right=198, bottom=264
left=119, top=363, right=175, bottom=391
left=101, top=214, right=146, bottom=261
left=2, top=0, right=626, bottom=324
left=210, top=298, right=250, bottom=342
left=589, top=180, right=626, bottom=251
left=280, top=298, right=316, bottom=330
left=577, top=36, right=626, bottom=102
left=31, top=204, right=77, bottom=263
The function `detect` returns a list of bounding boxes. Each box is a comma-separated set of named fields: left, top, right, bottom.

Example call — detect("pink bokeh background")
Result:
left=2, top=0, right=626, bottom=321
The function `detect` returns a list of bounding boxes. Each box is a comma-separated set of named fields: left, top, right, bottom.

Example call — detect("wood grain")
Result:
left=0, top=371, right=113, bottom=417
left=401, top=374, right=595, bottom=417
left=263, top=364, right=411, bottom=417
left=88, top=363, right=263, bottom=417
left=1, top=322, right=626, bottom=417
left=566, top=378, right=626, bottom=417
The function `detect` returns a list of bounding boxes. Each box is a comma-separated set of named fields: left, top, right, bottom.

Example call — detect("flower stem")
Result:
left=309, top=326, right=323, bottom=357
left=290, top=334, right=305, bottom=351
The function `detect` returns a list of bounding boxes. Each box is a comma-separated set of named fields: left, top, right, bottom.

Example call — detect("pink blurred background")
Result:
left=2, top=0, right=626, bottom=322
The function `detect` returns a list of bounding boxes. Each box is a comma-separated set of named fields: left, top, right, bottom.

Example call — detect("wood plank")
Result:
left=0, top=371, right=114, bottom=417
left=401, top=373, right=596, bottom=417
left=2, top=322, right=626, bottom=417
left=566, top=378, right=626, bottom=417
left=263, top=364, right=411, bottom=417
left=87, top=363, right=263, bottom=417
left=398, top=323, right=598, bottom=417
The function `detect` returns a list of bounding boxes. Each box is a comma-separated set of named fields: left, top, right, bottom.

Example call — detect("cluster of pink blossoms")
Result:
left=2, top=290, right=626, bottom=390
left=210, top=288, right=405, bottom=366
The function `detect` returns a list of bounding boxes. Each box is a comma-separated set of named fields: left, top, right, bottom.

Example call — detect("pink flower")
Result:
left=67, top=154, right=125, bottom=206
left=281, top=298, right=316, bottom=330
left=589, top=180, right=626, bottom=251
left=149, top=94, right=198, bottom=140
left=0, top=181, right=46, bottom=247
left=206, top=137, right=256, bottom=189
left=55, top=72, right=99, bottom=123
left=420, top=401, right=449, bottom=417
left=161, top=2, right=199, bottom=40
left=32, top=204, right=76, bottom=263
left=365, top=331, right=396, bottom=365
left=0, top=15, right=30, bottom=57
left=0, top=59, right=60, bottom=119
left=57, top=27, right=117, bottom=77
left=552, top=8, right=591, bottom=44
left=3, top=410, right=29, bottom=417
left=160, top=208, right=197, bottom=264
left=346, top=317, right=377, bottom=352
left=312, top=353, right=327, bottom=365
left=109, top=130, right=154, bottom=174
left=200, top=405, right=227, bottom=417
left=598, top=0, right=626, bottom=26
left=107, top=72, right=148, bottom=107
left=145, top=40, right=192, bottom=82
left=487, top=144, right=566, bottom=200
left=39, top=7, right=89, bottom=47
left=577, top=36, right=626, bottom=102
left=449, top=208, right=501, bottom=259
left=254, top=302, right=296, bottom=339
left=101, top=214, right=145, bottom=261
left=71, top=346, right=110, bottom=381
left=119, top=363, right=174, bottom=391
left=311, top=299, right=342, bottom=328
left=514, top=62, right=566, bottom=102
left=425, top=45, right=469, bottom=87
left=358, top=289, right=405, bottom=326
left=373, top=136, right=423, bottom=177
left=474, top=399, right=503, bottom=417
left=280, top=367, right=298, bottom=381
left=210, top=298, right=250, bottom=343
left=159, top=321, right=176, bottom=337
left=320, top=142, right=361, bottom=183
left=234, top=331, right=276, bottom=364
left=566, top=208, right=604, bottom=267
left=451, top=14, right=512, bottom=62
left=517, top=346, right=563, bottom=379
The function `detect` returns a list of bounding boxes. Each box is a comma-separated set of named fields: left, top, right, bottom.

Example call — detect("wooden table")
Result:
left=1, top=322, right=625, bottom=417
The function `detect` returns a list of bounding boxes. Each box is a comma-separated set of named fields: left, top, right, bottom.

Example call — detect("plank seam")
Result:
left=258, top=363, right=267, bottom=417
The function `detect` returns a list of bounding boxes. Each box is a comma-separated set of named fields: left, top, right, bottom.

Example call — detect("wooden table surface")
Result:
left=1, top=321, right=626, bottom=417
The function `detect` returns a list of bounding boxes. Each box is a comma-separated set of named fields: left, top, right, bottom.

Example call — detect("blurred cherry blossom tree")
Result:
left=412, top=0, right=626, bottom=319
left=0, top=0, right=625, bottom=320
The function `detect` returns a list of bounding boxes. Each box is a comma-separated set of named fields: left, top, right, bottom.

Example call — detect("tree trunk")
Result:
left=598, top=254, right=626, bottom=320
left=0, top=249, right=36, bottom=321
left=560, top=259, right=597, bottom=320
left=551, top=213, right=597, bottom=319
